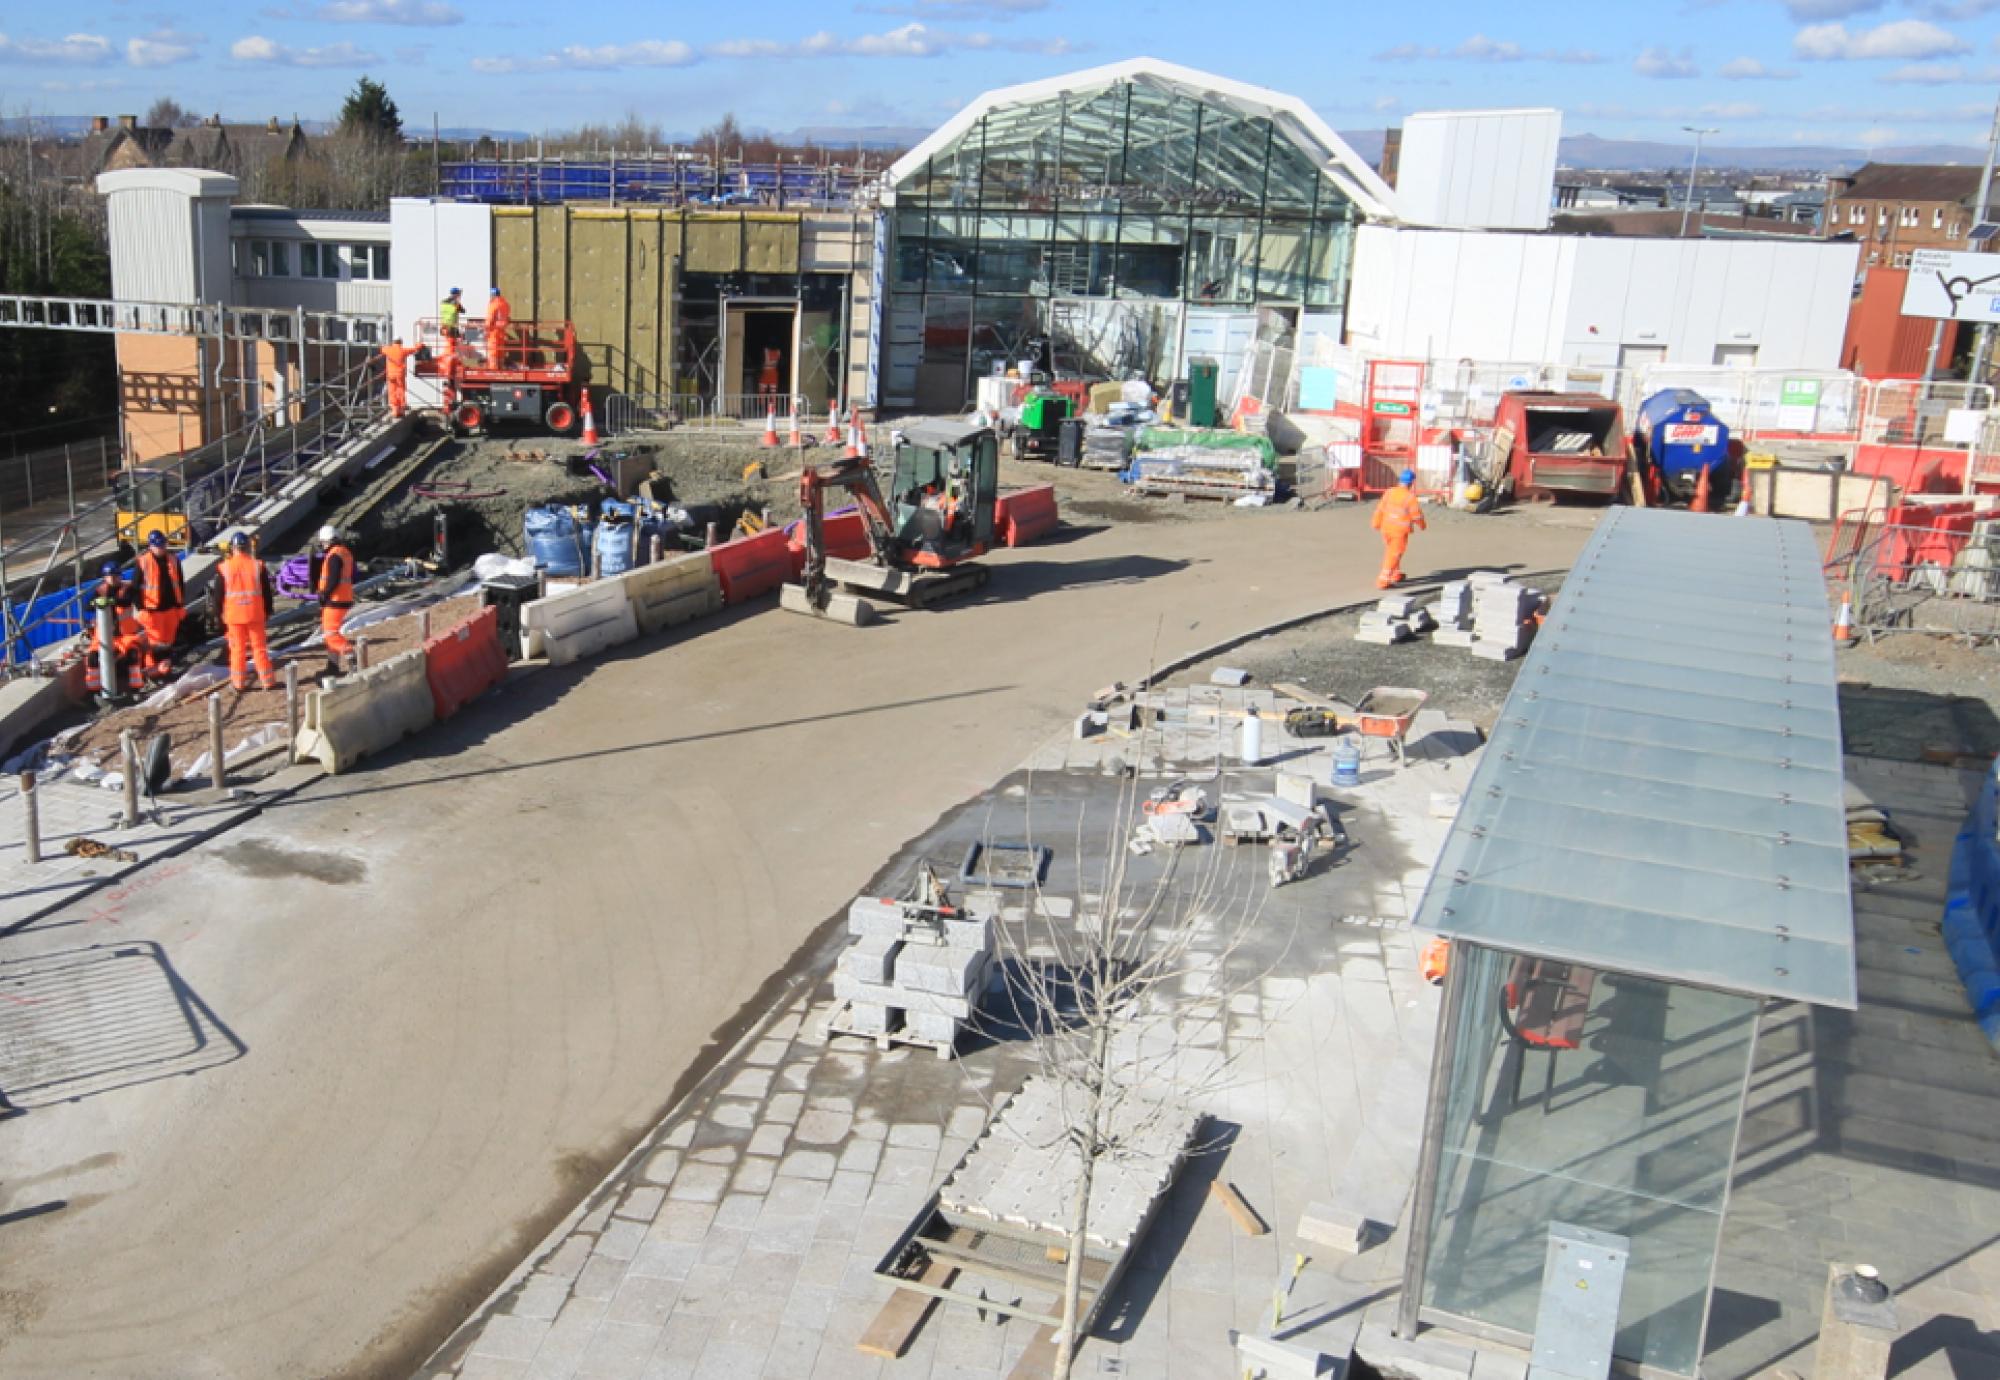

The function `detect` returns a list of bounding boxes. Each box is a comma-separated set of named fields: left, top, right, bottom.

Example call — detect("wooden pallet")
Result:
left=826, top=1001, right=961, bottom=1059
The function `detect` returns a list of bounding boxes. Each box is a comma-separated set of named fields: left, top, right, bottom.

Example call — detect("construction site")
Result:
left=1, top=51, right=1999, bottom=1380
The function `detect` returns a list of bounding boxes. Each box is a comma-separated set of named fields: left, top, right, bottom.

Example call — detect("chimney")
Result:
left=92, top=116, right=109, bottom=133
left=117, top=114, right=138, bottom=131
left=1380, top=128, right=1402, bottom=189
left=267, top=116, right=281, bottom=134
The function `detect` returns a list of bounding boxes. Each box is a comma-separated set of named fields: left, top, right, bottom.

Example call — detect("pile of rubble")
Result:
left=1356, top=571, right=1546, bottom=662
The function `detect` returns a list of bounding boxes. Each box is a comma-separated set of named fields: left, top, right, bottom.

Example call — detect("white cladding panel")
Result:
left=1395, top=110, right=1561, bottom=231
left=390, top=199, right=493, bottom=407
left=1353, top=227, right=1857, bottom=372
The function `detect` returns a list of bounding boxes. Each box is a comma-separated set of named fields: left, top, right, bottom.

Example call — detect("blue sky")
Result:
left=6, top=0, right=2000, bottom=147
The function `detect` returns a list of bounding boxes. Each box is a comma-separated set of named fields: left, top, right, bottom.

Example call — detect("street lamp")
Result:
left=1680, top=125, right=1719, bottom=239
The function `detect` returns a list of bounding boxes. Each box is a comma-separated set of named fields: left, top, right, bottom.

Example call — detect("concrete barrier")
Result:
left=521, top=578, right=639, bottom=666
left=620, top=552, right=723, bottom=636
left=0, top=675, right=73, bottom=764
left=294, top=647, right=436, bottom=774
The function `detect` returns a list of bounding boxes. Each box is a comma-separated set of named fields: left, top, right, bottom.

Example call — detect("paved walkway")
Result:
left=0, top=773, right=288, bottom=936
left=430, top=695, right=1476, bottom=1380
left=0, top=504, right=1603, bottom=1380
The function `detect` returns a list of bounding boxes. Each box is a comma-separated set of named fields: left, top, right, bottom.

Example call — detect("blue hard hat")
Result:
left=231, top=532, right=252, bottom=550
left=489, top=287, right=501, bottom=295
left=147, top=530, right=166, bottom=547
left=100, top=560, right=118, bottom=576
left=1399, top=468, right=1416, bottom=485
left=448, top=286, right=461, bottom=295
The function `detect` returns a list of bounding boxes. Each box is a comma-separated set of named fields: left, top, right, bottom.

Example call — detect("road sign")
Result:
left=1902, top=249, right=2000, bottom=324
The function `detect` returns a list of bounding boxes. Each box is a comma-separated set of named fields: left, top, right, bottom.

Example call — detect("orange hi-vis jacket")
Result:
left=1371, top=484, right=1426, bottom=537
left=219, top=551, right=273, bottom=627
left=137, top=547, right=184, bottom=611
left=317, top=544, right=356, bottom=609
left=381, top=342, right=418, bottom=375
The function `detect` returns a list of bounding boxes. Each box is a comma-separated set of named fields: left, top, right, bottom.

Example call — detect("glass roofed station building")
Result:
left=872, top=59, right=1396, bottom=413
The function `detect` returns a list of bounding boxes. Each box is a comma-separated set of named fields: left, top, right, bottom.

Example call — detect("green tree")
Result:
left=338, top=76, right=403, bottom=143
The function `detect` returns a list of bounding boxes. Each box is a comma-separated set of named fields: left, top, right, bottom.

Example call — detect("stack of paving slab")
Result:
left=1354, top=593, right=1435, bottom=645
left=1432, top=570, right=1542, bottom=661
left=937, top=1074, right=1201, bottom=1254
left=832, top=890, right=998, bottom=1048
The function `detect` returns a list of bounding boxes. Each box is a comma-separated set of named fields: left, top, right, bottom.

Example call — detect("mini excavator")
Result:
left=780, top=420, right=1001, bottom=625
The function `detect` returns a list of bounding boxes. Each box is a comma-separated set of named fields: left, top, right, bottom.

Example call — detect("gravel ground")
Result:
left=1183, top=576, right=1565, bottom=733
left=53, top=595, right=483, bottom=779
left=1836, top=633, right=2000, bottom=763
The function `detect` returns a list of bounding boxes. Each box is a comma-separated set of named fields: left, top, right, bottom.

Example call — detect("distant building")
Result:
left=1824, top=163, right=1982, bottom=268
left=71, top=113, right=309, bottom=181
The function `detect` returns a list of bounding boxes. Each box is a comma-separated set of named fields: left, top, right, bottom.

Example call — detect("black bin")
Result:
left=480, top=572, right=543, bottom=653
left=1058, top=417, right=1087, bottom=467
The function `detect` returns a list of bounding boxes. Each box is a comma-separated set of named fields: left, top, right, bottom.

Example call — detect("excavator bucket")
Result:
left=779, top=582, right=876, bottom=626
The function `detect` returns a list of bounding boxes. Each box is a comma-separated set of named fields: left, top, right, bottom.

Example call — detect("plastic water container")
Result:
left=1240, top=708, right=1263, bottom=766
left=1333, top=737, right=1362, bottom=787
left=523, top=505, right=595, bottom=577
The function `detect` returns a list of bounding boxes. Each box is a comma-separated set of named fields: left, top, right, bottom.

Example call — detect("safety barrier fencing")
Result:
left=601, top=392, right=818, bottom=435
left=1947, top=763, right=2000, bottom=1050
left=425, top=606, right=509, bottom=720
left=1823, top=502, right=2000, bottom=641
left=294, top=646, right=435, bottom=775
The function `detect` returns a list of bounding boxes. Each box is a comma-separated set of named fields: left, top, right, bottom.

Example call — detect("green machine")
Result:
left=1187, top=357, right=1220, bottom=429
left=1012, top=380, right=1075, bottom=462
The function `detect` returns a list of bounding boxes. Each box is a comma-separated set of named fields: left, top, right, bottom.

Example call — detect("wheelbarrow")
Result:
left=1352, top=686, right=1427, bottom=766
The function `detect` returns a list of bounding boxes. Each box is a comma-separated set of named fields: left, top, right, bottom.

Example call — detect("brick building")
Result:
left=1824, top=163, right=1983, bottom=268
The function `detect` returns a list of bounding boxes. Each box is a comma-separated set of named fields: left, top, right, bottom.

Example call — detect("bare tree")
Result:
left=144, top=97, right=197, bottom=130
left=974, top=714, right=1298, bottom=1378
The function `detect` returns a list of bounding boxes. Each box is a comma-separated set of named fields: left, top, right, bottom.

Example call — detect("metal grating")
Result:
left=1414, top=508, right=1857, bottom=1009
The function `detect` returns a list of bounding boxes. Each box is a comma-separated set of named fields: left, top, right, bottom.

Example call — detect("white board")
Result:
left=1902, top=249, right=2000, bottom=324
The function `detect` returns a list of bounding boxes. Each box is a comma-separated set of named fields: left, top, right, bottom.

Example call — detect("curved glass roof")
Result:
left=885, top=58, right=1395, bottom=219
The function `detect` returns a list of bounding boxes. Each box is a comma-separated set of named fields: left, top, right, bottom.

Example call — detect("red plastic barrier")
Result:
left=708, top=526, right=793, bottom=605
left=784, top=510, right=874, bottom=578
left=995, top=484, right=1059, bottom=547
left=424, top=605, right=509, bottom=720
left=1850, top=444, right=1965, bottom=494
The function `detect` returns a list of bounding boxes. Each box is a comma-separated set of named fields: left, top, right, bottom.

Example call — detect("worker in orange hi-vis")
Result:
left=218, top=532, right=278, bottom=692
left=313, top=525, right=357, bottom=673
left=485, top=286, right=512, bottom=368
left=379, top=337, right=418, bottom=417
left=134, top=530, right=184, bottom=678
left=1371, top=466, right=1426, bottom=590
left=1419, top=937, right=1450, bottom=986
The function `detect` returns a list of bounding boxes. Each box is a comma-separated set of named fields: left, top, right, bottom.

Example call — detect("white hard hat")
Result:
left=316, top=525, right=338, bottom=544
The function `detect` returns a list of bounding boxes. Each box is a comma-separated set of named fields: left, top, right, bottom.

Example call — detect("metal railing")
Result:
left=2, top=354, right=390, bottom=667
left=1, top=436, right=119, bottom=516
left=604, top=392, right=818, bottom=433
left=0, top=291, right=388, bottom=345
left=439, top=158, right=876, bottom=210
left=1826, top=508, right=2000, bottom=642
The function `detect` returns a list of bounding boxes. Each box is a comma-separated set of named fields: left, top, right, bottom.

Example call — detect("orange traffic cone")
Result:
left=761, top=404, right=780, bottom=449
left=1690, top=464, right=1712, bottom=514
left=855, top=409, right=869, bottom=460
left=844, top=407, right=863, bottom=460
left=1834, top=596, right=1854, bottom=645
left=788, top=407, right=803, bottom=448
left=825, top=408, right=845, bottom=446
left=580, top=387, right=600, bottom=446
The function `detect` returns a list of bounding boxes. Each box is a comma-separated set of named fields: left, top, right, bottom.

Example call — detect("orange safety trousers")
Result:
left=1376, top=530, right=1410, bottom=589
left=136, top=608, right=182, bottom=671
left=321, top=606, right=353, bottom=657
left=227, top=624, right=275, bottom=690
left=386, top=378, right=407, bottom=417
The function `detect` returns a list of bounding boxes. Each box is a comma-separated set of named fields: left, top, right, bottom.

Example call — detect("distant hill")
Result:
left=1337, top=127, right=1987, bottom=173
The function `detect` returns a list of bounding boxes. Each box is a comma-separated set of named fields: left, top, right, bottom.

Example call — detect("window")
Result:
left=1950, top=221, right=1964, bottom=238
left=248, top=240, right=268, bottom=276
left=300, top=242, right=319, bottom=278
left=1900, top=206, right=1919, bottom=228
left=268, top=240, right=291, bottom=277
left=369, top=245, right=390, bottom=279
left=348, top=245, right=382, bottom=280
left=1877, top=205, right=1888, bottom=226
left=1892, top=251, right=1912, bottom=268
left=1850, top=205, right=1864, bottom=226
left=1934, top=207, right=1945, bottom=229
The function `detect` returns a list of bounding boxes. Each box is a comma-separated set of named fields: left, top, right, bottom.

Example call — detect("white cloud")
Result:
left=229, top=35, right=380, bottom=66
left=127, top=28, right=200, bottom=67
left=317, top=0, right=463, bottom=23
left=1883, top=60, right=2000, bottom=81
left=477, top=22, right=1070, bottom=71
left=1794, top=19, right=1970, bottom=60
left=1375, top=34, right=1602, bottom=63
left=0, top=31, right=115, bottom=64
left=859, top=0, right=1049, bottom=16
left=473, top=39, right=695, bottom=73
left=1635, top=46, right=1699, bottom=78
left=1912, top=1, right=2000, bottom=18
left=1719, top=56, right=1797, bottom=79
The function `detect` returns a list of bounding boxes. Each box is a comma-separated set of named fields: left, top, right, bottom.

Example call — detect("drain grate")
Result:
left=958, top=841, right=1051, bottom=890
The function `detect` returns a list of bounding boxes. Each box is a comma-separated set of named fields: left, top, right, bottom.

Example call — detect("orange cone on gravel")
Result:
left=580, top=387, right=600, bottom=446
left=1834, top=596, right=1855, bottom=646
left=761, top=403, right=780, bottom=448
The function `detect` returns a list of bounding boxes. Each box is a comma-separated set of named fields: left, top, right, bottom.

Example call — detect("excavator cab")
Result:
left=888, top=420, right=999, bottom=564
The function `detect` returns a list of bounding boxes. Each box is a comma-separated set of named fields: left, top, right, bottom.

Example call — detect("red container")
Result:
left=708, top=527, right=793, bottom=604
left=1491, top=392, right=1628, bottom=502
left=995, top=484, right=1059, bottom=547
